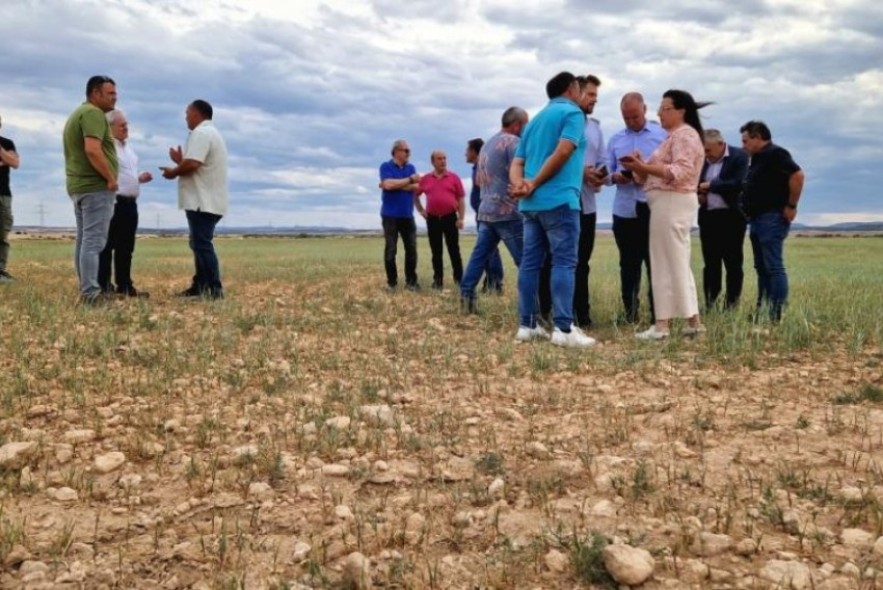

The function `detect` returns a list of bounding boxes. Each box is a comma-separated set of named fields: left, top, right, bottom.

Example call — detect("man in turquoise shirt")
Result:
left=509, top=72, right=595, bottom=349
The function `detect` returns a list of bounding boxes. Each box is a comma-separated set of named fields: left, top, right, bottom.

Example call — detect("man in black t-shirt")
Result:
left=740, top=120, right=805, bottom=322
left=0, top=114, right=21, bottom=283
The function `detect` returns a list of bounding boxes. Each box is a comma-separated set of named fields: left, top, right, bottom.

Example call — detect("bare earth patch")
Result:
left=1, top=236, right=882, bottom=589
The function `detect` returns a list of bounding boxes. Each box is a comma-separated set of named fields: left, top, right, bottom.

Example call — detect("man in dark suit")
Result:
left=697, top=129, right=749, bottom=310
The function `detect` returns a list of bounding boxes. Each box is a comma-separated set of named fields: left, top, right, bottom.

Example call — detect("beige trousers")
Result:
left=647, top=189, right=699, bottom=320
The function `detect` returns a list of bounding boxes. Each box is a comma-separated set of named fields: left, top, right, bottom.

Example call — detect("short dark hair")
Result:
left=190, top=99, right=214, bottom=120
left=86, top=75, right=115, bottom=97
left=740, top=120, right=771, bottom=141
left=577, top=74, right=601, bottom=88
left=467, top=138, right=484, bottom=154
left=546, top=71, right=577, bottom=99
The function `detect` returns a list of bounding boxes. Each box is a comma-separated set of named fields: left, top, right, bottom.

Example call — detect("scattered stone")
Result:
left=590, top=499, right=617, bottom=518
left=20, top=560, right=49, bottom=577
left=342, top=552, right=372, bottom=589
left=405, top=512, right=425, bottom=545
left=602, top=544, right=655, bottom=586
left=544, top=549, right=568, bottom=573
left=119, top=474, right=142, bottom=490
left=735, top=538, right=758, bottom=557
left=841, top=528, right=874, bottom=548
left=334, top=505, right=355, bottom=521
left=673, top=441, right=698, bottom=458
left=49, top=486, right=79, bottom=503
left=0, top=441, right=36, bottom=469
left=839, top=486, right=864, bottom=503
left=248, top=482, right=275, bottom=501
left=841, top=562, right=860, bottom=578
left=293, top=541, right=311, bottom=562
left=488, top=478, right=505, bottom=499
left=760, top=560, right=812, bottom=589
left=321, top=464, right=350, bottom=477
left=526, top=441, right=550, bottom=459
left=360, top=405, right=396, bottom=427
left=3, top=544, right=30, bottom=568
left=873, top=536, right=883, bottom=556
left=693, top=532, right=733, bottom=557
left=325, top=416, right=351, bottom=430
left=55, top=560, right=87, bottom=583
left=452, top=511, right=473, bottom=528
left=374, top=460, right=389, bottom=472
left=438, top=457, right=473, bottom=482
left=93, top=451, right=126, bottom=474
left=63, top=429, right=96, bottom=444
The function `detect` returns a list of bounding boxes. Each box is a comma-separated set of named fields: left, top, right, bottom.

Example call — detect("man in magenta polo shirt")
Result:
left=414, top=150, right=466, bottom=289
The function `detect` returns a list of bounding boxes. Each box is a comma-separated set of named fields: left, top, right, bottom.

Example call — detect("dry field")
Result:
left=1, top=235, right=882, bottom=590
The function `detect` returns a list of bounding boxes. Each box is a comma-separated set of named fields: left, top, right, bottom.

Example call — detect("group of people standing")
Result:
left=59, top=75, right=229, bottom=304
left=379, top=71, right=805, bottom=347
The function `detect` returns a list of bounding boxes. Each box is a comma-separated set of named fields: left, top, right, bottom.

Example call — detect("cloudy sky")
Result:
left=2, top=0, right=881, bottom=228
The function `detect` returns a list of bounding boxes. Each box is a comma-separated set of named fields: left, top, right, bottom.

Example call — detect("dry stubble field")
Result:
left=1, top=234, right=882, bottom=590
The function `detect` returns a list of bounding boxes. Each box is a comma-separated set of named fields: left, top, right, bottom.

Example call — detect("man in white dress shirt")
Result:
left=98, top=109, right=152, bottom=297
left=161, top=99, right=229, bottom=299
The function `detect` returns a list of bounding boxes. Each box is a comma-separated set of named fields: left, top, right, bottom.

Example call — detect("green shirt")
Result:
left=62, top=102, right=118, bottom=195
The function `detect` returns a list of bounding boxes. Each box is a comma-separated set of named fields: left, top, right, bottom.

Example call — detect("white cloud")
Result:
left=1, top=0, right=881, bottom=229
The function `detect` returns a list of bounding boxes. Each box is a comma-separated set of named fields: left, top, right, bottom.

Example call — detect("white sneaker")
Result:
left=636, top=326, right=669, bottom=341
left=514, top=325, right=550, bottom=342
left=551, top=325, right=596, bottom=348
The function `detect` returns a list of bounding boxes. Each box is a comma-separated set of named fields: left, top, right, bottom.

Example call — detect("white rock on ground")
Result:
left=544, top=549, right=568, bottom=573
left=693, top=532, right=733, bottom=557
left=759, top=560, right=812, bottom=589
left=292, top=541, right=311, bottom=562
left=249, top=482, right=275, bottom=501
left=840, top=528, right=874, bottom=548
left=93, top=452, right=126, bottom=474
left=360, top=405, right=396, bottom=427
left=602, top=544, right=655, bottom=586
left=0, top=441, right=37, bottom=469
left=342, top=552, right=372, bottom=589
left=63, top=429, right=96, bottom=444
left=488, top=478, right=505, bottom=498
left=405, top=512, right=425, bottom=545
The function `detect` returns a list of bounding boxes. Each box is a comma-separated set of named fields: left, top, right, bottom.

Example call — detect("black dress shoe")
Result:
left=119, top=286, right=150, bottom=299
left=177, top=286, right=202, bottom=297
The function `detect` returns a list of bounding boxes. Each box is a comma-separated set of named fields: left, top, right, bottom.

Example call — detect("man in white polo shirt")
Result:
left=161, top=99, right=228, bottom=299
left=98, top=108, right=153, bottom=297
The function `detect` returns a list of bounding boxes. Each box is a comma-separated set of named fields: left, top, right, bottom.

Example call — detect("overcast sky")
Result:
left=2, top=0, right=881, bottom=228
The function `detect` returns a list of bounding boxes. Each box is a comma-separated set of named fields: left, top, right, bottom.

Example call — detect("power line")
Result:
left=35, top=201, right=46, bottom=227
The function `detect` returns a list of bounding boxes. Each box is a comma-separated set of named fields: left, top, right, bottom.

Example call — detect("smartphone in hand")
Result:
left=618, top=155, right=636, bottom=164
left=596, top=164, right=609, bottom=178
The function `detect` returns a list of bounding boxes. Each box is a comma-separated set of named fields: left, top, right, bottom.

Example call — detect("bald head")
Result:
left=430, top=150, right=448, bottom=174
left=620, top=92, right=647, bottom=132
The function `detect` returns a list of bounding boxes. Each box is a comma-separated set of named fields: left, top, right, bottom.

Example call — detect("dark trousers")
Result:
left=98, top=196, right=139, bottom=292
left=185, top=209, right=223, bottom=293
left=426, top=212, right=462, bottom=288
left=573, top=212, right=596, bottom=326
left=382, top=216, right=418, bottom=288
left=478, top=221, right=505, bottom=293
left=612, top=202, right=654, bottom=323
left=699, top=208, right=747, bottom=310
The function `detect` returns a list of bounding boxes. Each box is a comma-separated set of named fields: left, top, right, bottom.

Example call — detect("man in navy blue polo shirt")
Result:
left=379, top=139, right=421, bottom=290
left=510, top=72, right=595, bottom=349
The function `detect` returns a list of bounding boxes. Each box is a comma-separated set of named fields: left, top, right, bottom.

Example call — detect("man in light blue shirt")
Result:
left=510, top=72, right=595, bottom=348
left=606, top=92, right=667, bottom=323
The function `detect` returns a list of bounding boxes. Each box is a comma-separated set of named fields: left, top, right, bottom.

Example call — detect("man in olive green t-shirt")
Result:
left=63, top=75, right=119, bottom=304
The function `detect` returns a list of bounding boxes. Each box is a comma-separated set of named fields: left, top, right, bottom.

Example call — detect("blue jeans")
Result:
left=518, top=205, right=580, bottom=331
left=749, top=211, right=790, bottom=321
left=186, top=209, right=223, bottom=293
left=72, top=190, right=115, bottom=297
left=460, top=219, right=523, bottom=301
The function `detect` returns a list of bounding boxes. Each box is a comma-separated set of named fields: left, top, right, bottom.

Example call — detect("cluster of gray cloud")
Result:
left=2, top=0, right=881, bottom=228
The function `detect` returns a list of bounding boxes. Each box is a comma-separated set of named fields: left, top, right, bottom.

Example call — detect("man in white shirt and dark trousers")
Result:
left=98, top=109, right=152, bottom=297
left=161, top=99, right=229, bottom=300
